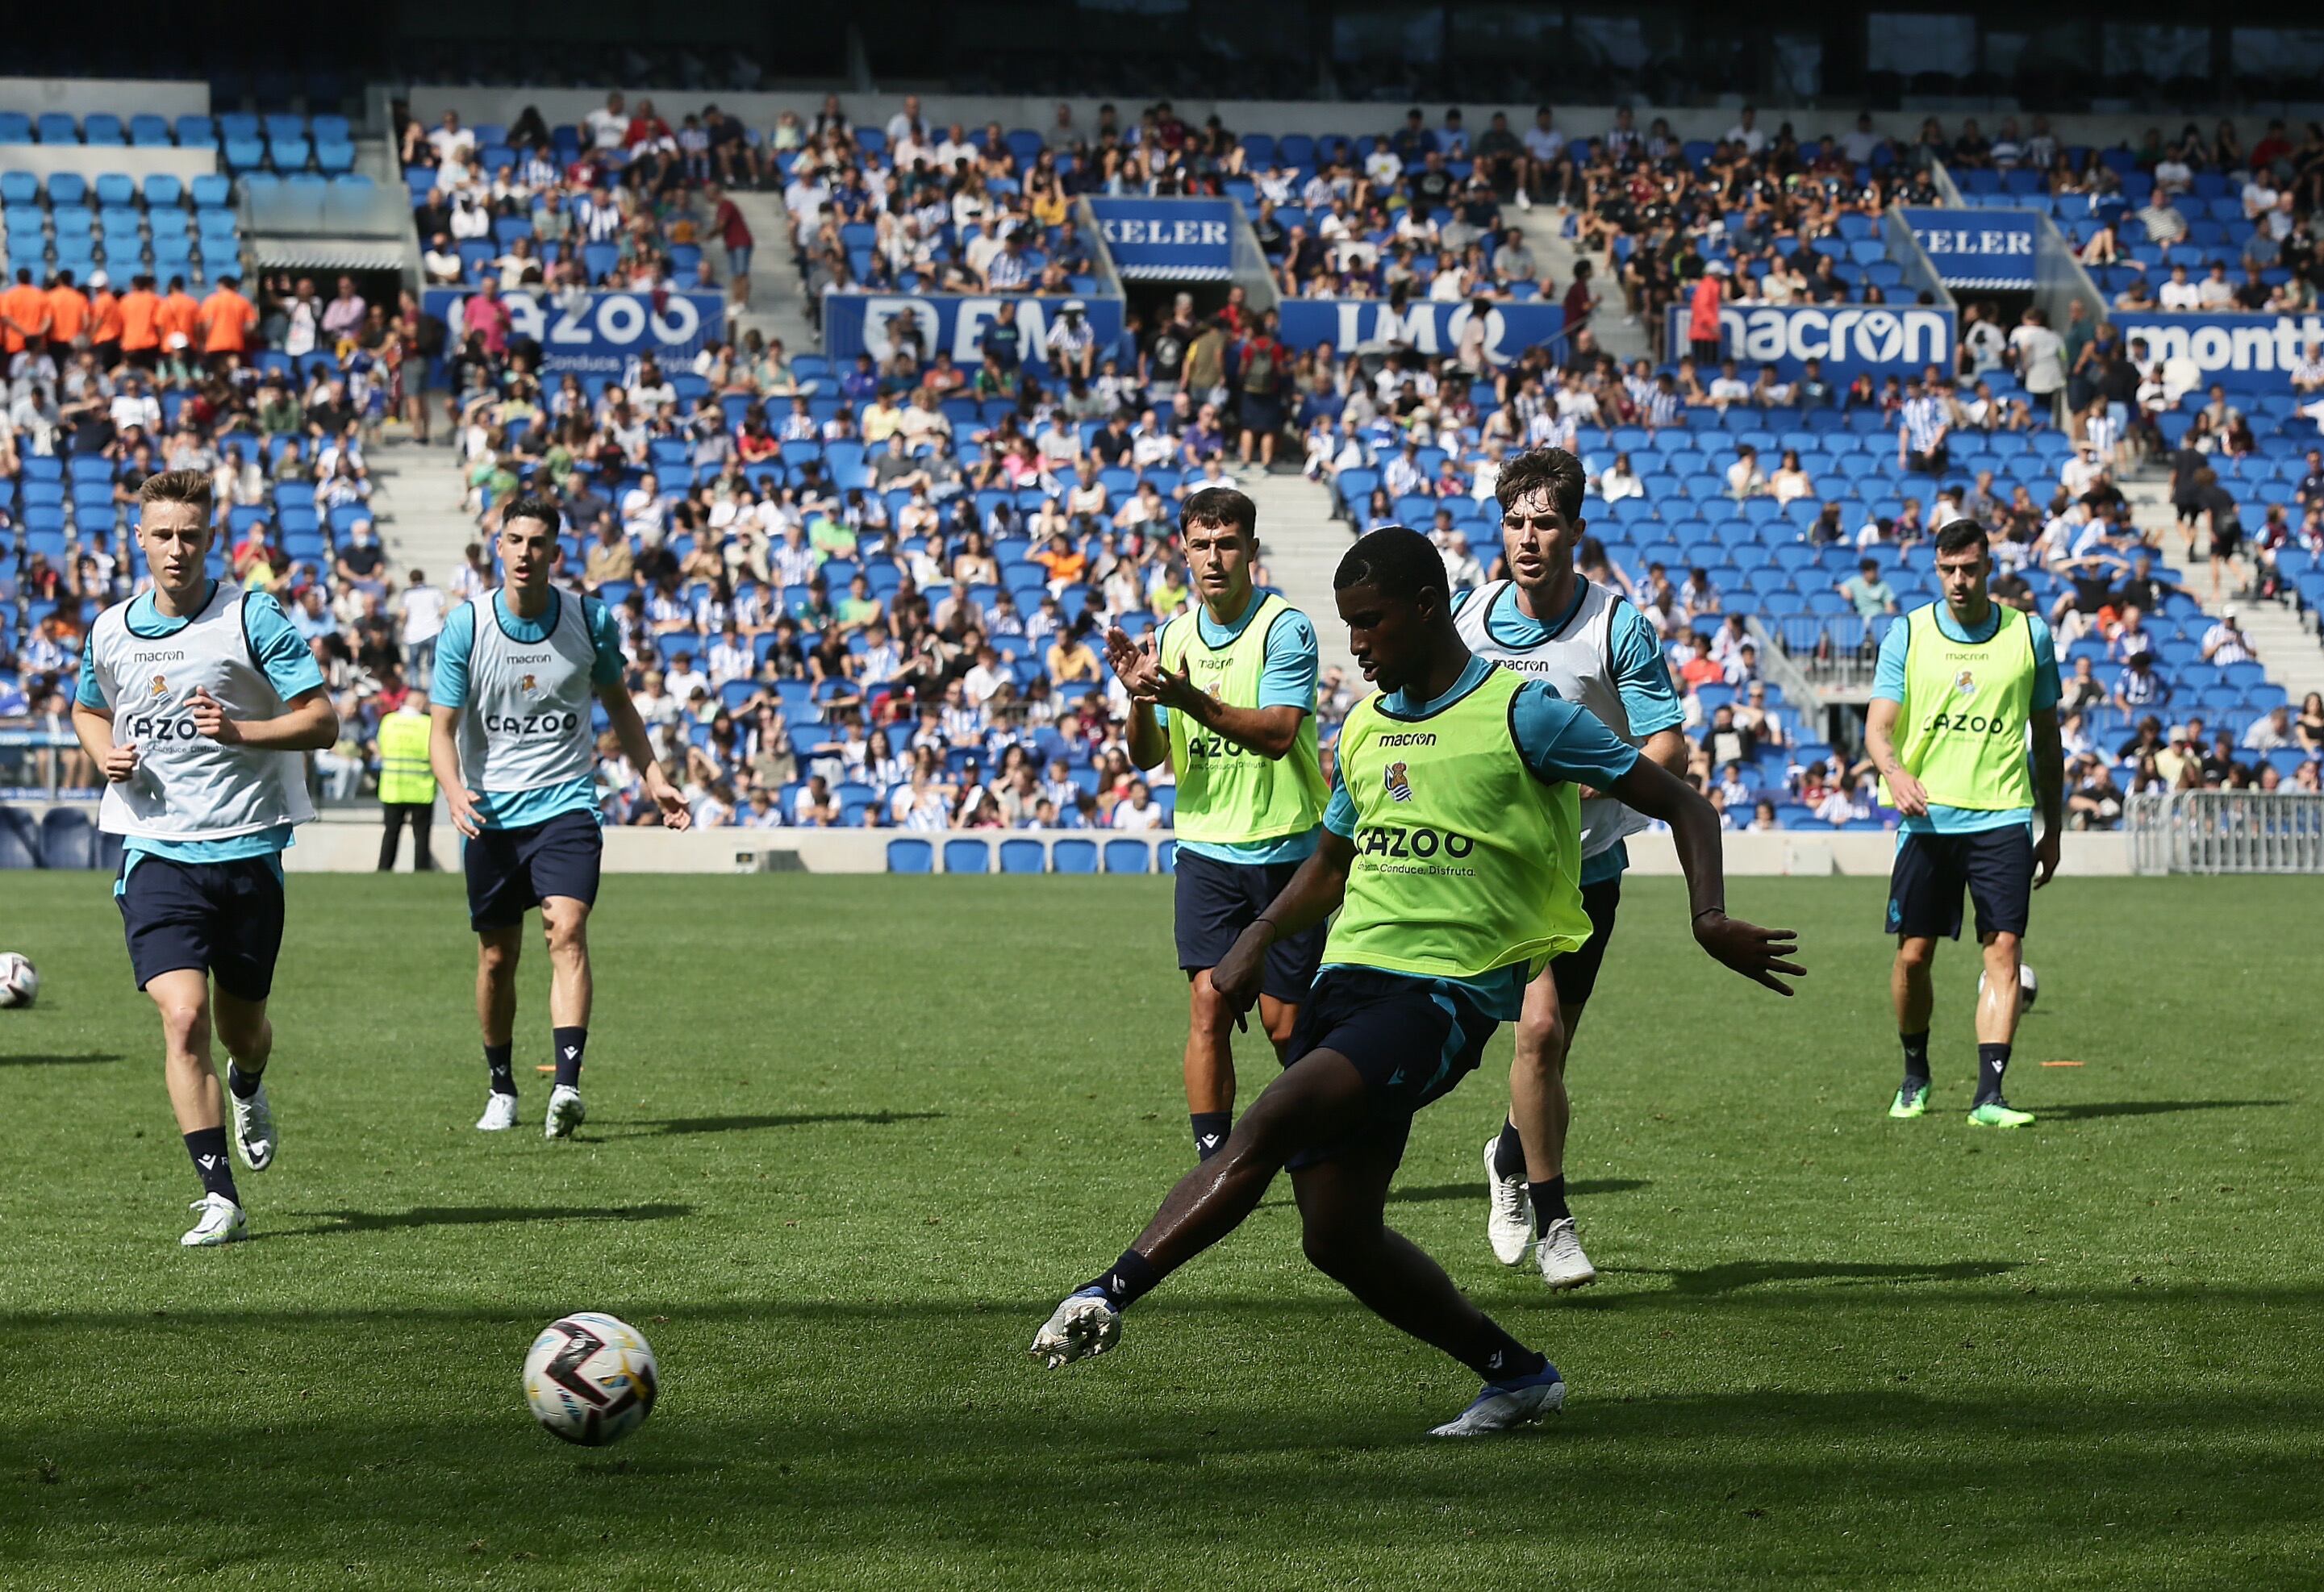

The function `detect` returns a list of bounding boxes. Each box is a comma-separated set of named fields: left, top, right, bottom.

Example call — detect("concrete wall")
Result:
left=401, top=87, right=2255, bottom=161
left=0, top=146, right=216, bottom=182
left=273, top=816, right=2131, bottom=876
left=0, top=77, right=208, bottom=120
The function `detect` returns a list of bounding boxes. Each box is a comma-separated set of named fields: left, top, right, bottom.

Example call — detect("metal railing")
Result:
left=2126, top=790, right=2324, bottom=874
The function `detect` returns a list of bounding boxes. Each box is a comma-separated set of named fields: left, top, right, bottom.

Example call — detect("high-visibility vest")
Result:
left=378, top=709, right=437, bottom=805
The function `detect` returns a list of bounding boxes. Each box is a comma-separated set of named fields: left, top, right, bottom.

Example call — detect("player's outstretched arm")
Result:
left=1608, top=756, right=1804, bottom=996
left=597, top=679, right=691, bottom=831
left=1211, top=831, right=1354, bottom=1019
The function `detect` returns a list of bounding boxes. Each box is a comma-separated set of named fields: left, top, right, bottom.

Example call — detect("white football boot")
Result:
left=1029, top=1290, right=1122, bottom=1369
left=229, top=1077, right=276, bottom=1171
left=180, top=1194, right=249, bottom=1248
left=544, top=1085, right=586, bottom=1140
left=475, top=1092, right=520, bottom=1131
left=1429, top=1367, right=1567, bottom=1437
left=1483, top=1139, right=1533, bottom=1265
left=1534, top=1217, right=1598, bottom=1291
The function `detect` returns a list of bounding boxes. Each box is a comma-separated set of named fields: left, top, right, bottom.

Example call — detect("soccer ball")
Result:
left=523, top=1312, right=659, bottom=1446
left=0, top=952, right=38, bottom=1008
left=1978, top=964, right=2038, bottom=1014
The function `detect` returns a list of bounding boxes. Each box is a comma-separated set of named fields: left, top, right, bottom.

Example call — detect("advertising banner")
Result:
left=1665, top=303, right=1957, bottom=382
left=1275, top=298, right=1565, bottom=366
left=1085, top=197, right=1237, bottom=280
left=2109, top=313, right=2324, bottom=392
left=821, top=293, right=1126, bottom=374
left=423, top=290, right=724, bottom=377
left=1899, top=208, right=2038, bottom=290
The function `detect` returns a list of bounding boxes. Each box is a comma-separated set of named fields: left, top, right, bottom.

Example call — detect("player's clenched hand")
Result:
left=1209, top=927, right=1269, bottom=1032
left=446, top=786, right=486, bottom=839
left=101, top=743, right=141, bottom=782
left=1692, top=911, right=1805, bottom=996
left=1885, top=768, right=1930, bottom=818
left=187, top=687, right=240, bottom=744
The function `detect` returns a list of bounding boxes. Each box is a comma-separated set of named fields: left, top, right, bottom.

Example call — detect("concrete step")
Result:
left=369, top=437, right=482, bottom=578
left=1508, top=203, right=1647, bottom=365
left=1243, top=468, right=1357, bottom=682
left=720, top=188, right=820, bottom=363
left=2120, top=475, right=2324, bottom=706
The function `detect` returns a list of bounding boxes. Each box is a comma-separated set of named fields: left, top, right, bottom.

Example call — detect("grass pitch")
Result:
left=4, top=872, right=2321, bottom=1590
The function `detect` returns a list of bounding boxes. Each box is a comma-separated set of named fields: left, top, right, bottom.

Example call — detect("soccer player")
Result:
left=71, top=471, right=340, bottom=1245
left=1104, top=486, right=1329, bottom=1163
left=1454, top=447, right=1686, bottom=1291
left=1864, top=519, right=2063, bottom=1127
left=429, top=496, right=690, bottom=1139
left=1033, top=528, right=1800, bottom=1436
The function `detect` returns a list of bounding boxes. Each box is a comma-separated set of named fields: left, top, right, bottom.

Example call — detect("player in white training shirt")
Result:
left=1451, top=448, right=1693, bottom=1290
left=430, top=496, right=688, bottom=1139
left=71, top=470, right=339, bottom=1246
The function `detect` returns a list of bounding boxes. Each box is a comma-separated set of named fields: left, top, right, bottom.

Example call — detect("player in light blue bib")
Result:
left=430, top=495, right=689, bottom=1140
left=72, top=470, right=339, bottom=1247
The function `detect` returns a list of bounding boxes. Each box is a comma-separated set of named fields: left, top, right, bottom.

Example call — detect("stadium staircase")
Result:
left=369, top=439, right=480, bottom=578
left=721, top=188, right=819, bottom=363
left=1509, top=203, right=1648, bottom=365
left=1248, top=469, right=1357, bottom=682
left=2122, top=476, right=2324, bottom=709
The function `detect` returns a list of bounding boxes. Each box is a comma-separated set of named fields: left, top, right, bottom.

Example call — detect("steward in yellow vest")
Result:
left=377, top=690, right=439, bottom=873
left=1030, top=527, right=1800, bottom=1436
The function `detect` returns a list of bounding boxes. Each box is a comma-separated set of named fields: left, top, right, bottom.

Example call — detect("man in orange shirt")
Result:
left=47, top=268, right=90, bottom=349
left=86, top=269, right=123, bottom=367
left=119, top=273, right=163, bottom=367
left=156, top=274, right=201, bottom=356
left=0, top=266, right=52, bottom=357
left=198, top=273, right=257, bottom=369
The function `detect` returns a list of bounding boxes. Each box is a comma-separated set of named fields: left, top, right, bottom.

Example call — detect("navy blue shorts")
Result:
left=1546, top=875, right=1623, bottom=1010
left=464, top=809, right=604, bottom=931
left=1282, top=967, right=1499, bottom=1169
left=116, top=853, right=286, bottom=1002
left=1887, top=826, right=2034, bottom=942
left=1173, top=847, right=1327, bottom=1003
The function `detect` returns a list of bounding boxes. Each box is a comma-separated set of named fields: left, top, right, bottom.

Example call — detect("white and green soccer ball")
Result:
left=1978, top=964, right=2038, bottom=1014
left=0, top=952, right=38, bottom=1008
left=523, top=1312, right=659, bottom=1446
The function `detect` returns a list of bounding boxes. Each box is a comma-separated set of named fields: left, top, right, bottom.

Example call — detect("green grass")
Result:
left=4, top=873, right=2322, bottom=1590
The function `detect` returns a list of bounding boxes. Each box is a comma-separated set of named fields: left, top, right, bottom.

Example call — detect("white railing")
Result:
left=2126, top=790, right=2324, bottom=874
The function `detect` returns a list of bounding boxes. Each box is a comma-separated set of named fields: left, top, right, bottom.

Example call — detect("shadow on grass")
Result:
left=605, top=1111, right=945, bottom=1139
left=2042, top=1099, right=2289, bottom=1122
left=0, top=1052, right=123, bottom=1067
left=1604, top=1258, right=2025, bottom=1294
left=276, top=1203, right=694, bottom=1238
left=1388, top=1177, right=1650, bottom=1205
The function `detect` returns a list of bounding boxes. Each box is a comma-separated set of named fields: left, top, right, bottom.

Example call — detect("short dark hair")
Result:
left=1334, top=525, right=1446, bottom=603
left=1180, top=486, right=1256, bottom=540
left=500, top=494, right=564, bottom=535
left=1493, top=446, right=1588, bottom=519
left=1933, top=519, right=1988, bottom=556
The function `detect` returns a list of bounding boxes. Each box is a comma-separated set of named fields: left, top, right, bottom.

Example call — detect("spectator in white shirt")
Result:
left=2157, top=264, right=2201, bottom=312
left=1112, top=779, right=1166, bottom=832
left=2202, top=610, right=2255, bottom=665
left=1724, top=106, right=1765, bottom=155
left=2196, top=262, right=2237, bottom=311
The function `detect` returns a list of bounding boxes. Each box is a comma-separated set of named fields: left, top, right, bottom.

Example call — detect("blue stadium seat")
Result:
left=0, top=114, right=31, bottom=144
left=943, top=838, right=991, bottom=873
left=0, top=808, right=35, bottom=869
left=886, top=838, right=934, bottom=873
left=1156, top=840, right=1176, bottom=874
left=130, top=113, right=171, bottom=146
left=1052, top=838, right=1099, bottom=874
left=1103, top=839, right=1151, bottom=874
left=36, top=113, right=78, bottom=144
left=999, top=838, right=1046, bottom=874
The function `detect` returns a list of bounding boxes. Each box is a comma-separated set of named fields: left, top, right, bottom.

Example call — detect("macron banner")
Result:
left=1899, top=208, right=2038, bottom=289
left=823, top=294, right=1126, bottom=373
left=1275, top=298, right=1565, bottom=367
left=2109, top=313, right=2324, bottom=392
left=1665, top=303, right=1956, bottom=383
left=1086, top=197, right=1236, bottom=281
left=423, top=290, right=724, bottom=377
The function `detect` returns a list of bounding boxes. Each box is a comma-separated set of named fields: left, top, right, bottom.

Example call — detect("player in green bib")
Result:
left=1866, top=519, right=2064, bottom=1128
left=1107, top=487, right=1330, bottom=1164
left=1039, top=527, right=1802, bottom=1436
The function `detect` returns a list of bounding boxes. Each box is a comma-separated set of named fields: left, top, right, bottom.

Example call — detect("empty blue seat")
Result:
left=36, top=113, right=78, bottom=144
left=999, top=838, right=1046, bottom=874
left=1052, top=838, right=1099, bottom=874
left=942, top=838, right=991, bottom=874
left=1103, top=839, right=1152, bottom=874
left=39, top=806, right=95, bottom=869
left=886, top=837, right=934, bottom=873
